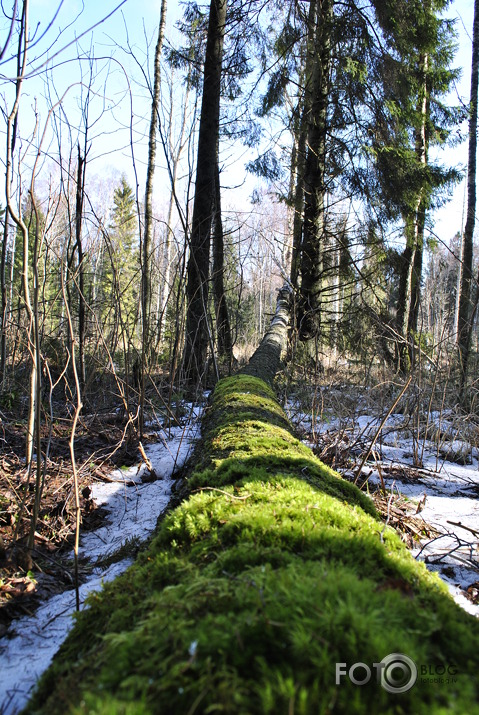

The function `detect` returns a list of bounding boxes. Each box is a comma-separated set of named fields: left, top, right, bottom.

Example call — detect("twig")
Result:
left=414, top=532, right=473, bottom=561
left=354, top=375, right=412, bottom=485
left=30, top=547, right=74, bottom=583
left=380, top=481, right=396, bottom=543
left=61, top=254, right=83, bottom=612
left=446, top=520, right=479, bottom=538
left=193, top=487, right=251, bottom=501
left=138, top=441, right=154, bottom=474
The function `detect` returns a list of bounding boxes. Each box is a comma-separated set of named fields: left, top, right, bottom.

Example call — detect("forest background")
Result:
left=1, top=0, right=479, bottom=575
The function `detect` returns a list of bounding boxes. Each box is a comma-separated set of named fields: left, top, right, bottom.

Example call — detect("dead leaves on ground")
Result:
left=0, top=415, right=135, bottom=631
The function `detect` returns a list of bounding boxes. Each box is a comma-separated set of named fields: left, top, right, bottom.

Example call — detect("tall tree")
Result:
left=141, top=0, right=167, bottom=433
left=74, top=144, right=86, bottom=392
left=5, top=0, right=39, bottom=469
left=110, top=177, right=138, bottom=329
left=395, top=46, right=430, bottom=370
left=182, top=0, right=228, bottom=385
left=99, top=177, right=138, bottom=354
left=0, top=205, right=8, bottom=385
left=251, top=0, right=458, bottom=365
left=369, top=0, right=459, bottom=369
left=457, top=0, right=479, bottom=393
left=297, top=0, right=333, bottom=341
left=212, top=157, right=233, bottom=366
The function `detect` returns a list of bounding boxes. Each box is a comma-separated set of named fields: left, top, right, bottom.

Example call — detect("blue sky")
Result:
left=432, top=0, right=475, bottom=243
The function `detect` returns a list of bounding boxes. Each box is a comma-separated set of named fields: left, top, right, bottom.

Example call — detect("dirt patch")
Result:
left=0, top=416, right=139, bottom=633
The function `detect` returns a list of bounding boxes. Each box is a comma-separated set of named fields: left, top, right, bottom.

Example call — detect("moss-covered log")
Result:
left=240, top=284, right=291, bottom=386
left=26, top=291, right=479, bottom=715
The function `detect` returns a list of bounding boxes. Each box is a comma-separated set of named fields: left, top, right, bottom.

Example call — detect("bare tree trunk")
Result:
left=75, top=143, right=86, bottom=393
left=6, top=0, right=37, bottom=467
left=290, top=117, right=308, bottom=291
left=158, top=65, right=192, bottom=346
left=396, top=51, right=429, bottom=371
left=396, top=233, right=416, bottom=353
left=289, top=0, right=315, bottom=290
left=454, top=231, right=463, bottom=339
left=212, top=156, right=233, bottom=367
left=140, top=0, right=167, bottom=434
left=182, top=0, right=227, bottom=385
left=458, top=0, right=479, bottom=394
left=61, top=250, right=83, bottom=609
left=0, top=212, right=9, bottom=385
left=298, top=0, right=333, bottom=341
left=408, top=202, right=426, bottom=335
left=27, top=194, right=44, bottom=552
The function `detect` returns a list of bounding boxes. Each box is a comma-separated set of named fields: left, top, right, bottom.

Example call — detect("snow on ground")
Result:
left=368, top=449, right=479, bottom=618
left=80, top=424, right=199, bottom=563
left=287, top=400, right=479, bottom=618
left=2, top=392, right=478, bottom=713
left=0, top=414, right=201, bottom=715
left=0, top=561, right=129, bottom=715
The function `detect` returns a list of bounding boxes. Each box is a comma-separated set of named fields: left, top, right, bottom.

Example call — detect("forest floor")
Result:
left=1, top=376, right=479, bottom=712
left=284, top=377, right=479, bottom=617
left=0, top=397, right=203, bottom=714
left=0, top=417, right=128, bottom=635
left=0, top=409, right=170, bottom=632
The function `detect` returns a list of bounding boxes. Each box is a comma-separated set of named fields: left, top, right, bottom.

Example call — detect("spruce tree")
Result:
left=369, top=0, right=460, bottom=369
left=100, top=177, right=138, bottom=351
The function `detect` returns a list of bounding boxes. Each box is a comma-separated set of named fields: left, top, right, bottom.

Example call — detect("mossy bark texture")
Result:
left=26, top=291, right=479, bottom=715
left=240, top=284, right=291, bottom=386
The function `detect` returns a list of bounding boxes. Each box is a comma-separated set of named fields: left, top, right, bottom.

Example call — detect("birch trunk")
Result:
left=140, top=0, right=167, bottom=432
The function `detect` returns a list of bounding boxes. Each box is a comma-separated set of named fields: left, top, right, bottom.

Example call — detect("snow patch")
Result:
left=288, top=397, right=479, bottom=618
left=0, top=561, right=130, bottom=715
left=0, top=417, right=200, bottom=715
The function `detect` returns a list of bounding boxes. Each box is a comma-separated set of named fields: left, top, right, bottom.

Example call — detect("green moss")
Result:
left=26, top=374, right=479, bottom=715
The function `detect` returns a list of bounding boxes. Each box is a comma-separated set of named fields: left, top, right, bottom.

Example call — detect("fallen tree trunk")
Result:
left=27, top=290, right=479, bottom=715
left=239, top=283, right=291, bottom=386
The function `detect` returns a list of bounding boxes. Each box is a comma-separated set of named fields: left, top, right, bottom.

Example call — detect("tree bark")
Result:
left=212, top=157, right=233, bottom=367
left=0, top=210, right=9, bottom=385
left=395, top=51, right=429, bottom=372
left=458, top=0, right=479, bottom=394
left=408, top=201, right=426, bottom=337
left=298, top=0, right=333, bottom=341
left=182, top=0, right=227, bottom=385
left=289, top=1, right=313, bottom=291
left=241, top=284, right=291, bottom=386
left=289, top=99, right=308, bottom=291
left=75, top=143, right=86, bottom=393
left=140, top=0, right=167, bottom=433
